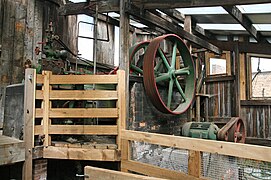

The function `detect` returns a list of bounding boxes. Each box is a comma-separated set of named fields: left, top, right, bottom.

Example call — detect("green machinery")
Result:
left=182, top=117, right=246, bottom=143
left=129, top=34, right=246, bottom=143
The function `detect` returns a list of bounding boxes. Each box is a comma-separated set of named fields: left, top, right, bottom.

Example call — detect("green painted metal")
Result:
left=182, top=122, right=219, bottom=140
left=143, top=34, right=196, bottom=114
left=129, top=41, right=150, bottom=76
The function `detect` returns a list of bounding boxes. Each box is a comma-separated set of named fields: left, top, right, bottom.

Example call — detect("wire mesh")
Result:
left=131, top=141, right=189, bottom=173
left=201, top=153, right=271, bottom=180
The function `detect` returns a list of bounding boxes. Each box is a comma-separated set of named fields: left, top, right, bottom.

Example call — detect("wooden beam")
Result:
left=42, top=71, right=51, bottom=146
left=188, top=151, right=201, bottom=178
left=23, top=69, right=36, bottom=180
left=121, top=130, right=271, bottom=162
left=48, top=125, right=118, bottom=135
left=0, top=136, right=25, bottom=165
left=223, top=5, right=266, bottom=42
left=49, top=90, right=118, bottom=100
left=210, top=40, right=271, bottom=55
left=43, top=146, right=120, bottom=161
left=59, top=1, right=119, bottom=14
left=49, top=74, right=118, bottom=84
left=131, top=0, right=271, bottom=9
left=84, top=166, right=166, bottom=180
left=122, top=160, right=202, bottom=180
left=117, top=70, right=126, bottom=151
left=126, top=5, right=221, bottom=54
left=48, top=108, right=118, bottom=118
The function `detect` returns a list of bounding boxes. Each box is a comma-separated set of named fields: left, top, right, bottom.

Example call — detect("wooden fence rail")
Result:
left=121, top=129, right=271, bottom=179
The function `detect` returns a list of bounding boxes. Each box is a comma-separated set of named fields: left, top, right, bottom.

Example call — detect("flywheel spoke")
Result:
left=155, top=73, right=170, bottom=83
left=174, top=78, right=186, bottom=102
left=130, top=64, right=143, bottom=74
left=171, top=42, right=177, bottom=69
left=154, top=58, right=163, bottom=72
left=175, top=67, right=190, bottom=76
left=167, top=79, right=174, bottom=108
left=158, top=48, right=171, bottom=70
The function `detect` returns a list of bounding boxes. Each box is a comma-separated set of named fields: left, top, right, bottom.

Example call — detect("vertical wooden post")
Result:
left=119, top=0, right=130, bottom=171
left=119, top=0, right=130, bottom=117
left=117, top=70, right=126, bottom=151
left=42, top=71, right=52, bottom=146
left=184, top=15, right=194, bottom=121
left=188, top=150, right=201, bottom=178
left=23, top=68, right=36, bottom=180
left=239, top=53, right=246, bottom=100
left=234, top=43, right=240, bottom=116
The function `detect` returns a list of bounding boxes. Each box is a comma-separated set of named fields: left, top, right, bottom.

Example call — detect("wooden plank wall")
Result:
left=0, top=0, right=77, bottom=127
left=205, top=79, right=235, bottom=122
left=241, top=105, right=271, bottom=138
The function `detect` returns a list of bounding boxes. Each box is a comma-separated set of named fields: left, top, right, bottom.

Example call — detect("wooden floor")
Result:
left=0, top=135, right=25, bottom=165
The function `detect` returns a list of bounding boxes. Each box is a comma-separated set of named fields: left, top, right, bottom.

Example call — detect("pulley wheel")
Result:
left=228, top=117, right=246, bottom=143
left=143, top=34, right=195, bottom=114
left=129, top=41, right=150, bottom=76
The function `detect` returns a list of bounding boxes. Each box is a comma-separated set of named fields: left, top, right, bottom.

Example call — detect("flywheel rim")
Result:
left=143, top=34, right=196, bottom=114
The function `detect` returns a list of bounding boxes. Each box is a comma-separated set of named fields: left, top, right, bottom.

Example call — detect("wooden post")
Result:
left=119, top=0, right=130, bottom=119
left=117, top=70, right=126, bottom=151
left=119, top=0, right=130, bottom=172
left=234, top=43, right=240, bottom=116
left=188, top=150, right=201, bottom=178
left=42, top=71, right=52, bottom=146
left=239, top=53, right=246, bottom=100
left=23, top=68, right=36, bottom=180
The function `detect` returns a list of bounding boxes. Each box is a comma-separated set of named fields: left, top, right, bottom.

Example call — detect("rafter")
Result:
left=210, top=40, right=271, bottom=55
left=131, top=0, right=271, bottom=9
left=223, top=5, right=266, bottom=42
left=59, top=0, right=119, bottom=14
left=126, top=5, right=221, bottom=54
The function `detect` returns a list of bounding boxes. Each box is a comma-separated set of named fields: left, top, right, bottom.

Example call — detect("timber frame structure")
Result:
left=2, top=0, right=271, bottom=179
left=18, top=69, right=271, bottom=179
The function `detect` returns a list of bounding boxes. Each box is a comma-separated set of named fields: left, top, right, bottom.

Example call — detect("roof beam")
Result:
left=223, top=5, right=266, bottom=42
left=126, top=5, right=221, bottom=54
left=160, top=9, right=214, bottom=39
left=210, top=40, right=271, bottom=55
left=130, top=0, right=271, bottom=9
left=59, top=0, right=119, bottom=14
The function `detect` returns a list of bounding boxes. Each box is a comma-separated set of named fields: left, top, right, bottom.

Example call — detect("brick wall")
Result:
left=129, top=83, right=188, bottom=135
left=33, top=159, right=47, bottom=180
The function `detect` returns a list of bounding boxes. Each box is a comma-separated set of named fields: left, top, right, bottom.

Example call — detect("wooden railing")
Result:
left=24, top=68, right=125, bottom=161
left=121, top=130, right=271, bottom=179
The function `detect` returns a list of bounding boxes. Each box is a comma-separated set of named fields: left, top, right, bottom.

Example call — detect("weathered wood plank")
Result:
left=35, top=108, right=43, bottom=118
left=49, top=90, right=118, bottom=100
left=117, top=70, right=126, bottom=151
left=48, top=125, right=118, bottom=135
left=49, top=74, right=118, bottom=84
left=23, top=69, right=36, bottom=180
left=42, top=71, right=51, bottom=146
left=49, top=108, right=118, bottom=118
left=188, top=151, right=201, bottom=178
left=36, top=74, right=44, bottom=84
left=131, top=0, right=271, bottom=9
left=43, top=146, right=120, bottom=161
left=122, top=130, right=271, bottom=162
left=34, top=125, right=43, bottom=135
left=122, top=160, right=202, bottom=180
left=126, top=5, right=221, bottom=54
left=0, top=136, right=25, bottom=165
left=84, top=166, right=167, bottom=180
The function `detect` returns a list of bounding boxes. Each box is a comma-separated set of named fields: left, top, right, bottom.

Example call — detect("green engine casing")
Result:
left=182, top=122, right=219, bottom=140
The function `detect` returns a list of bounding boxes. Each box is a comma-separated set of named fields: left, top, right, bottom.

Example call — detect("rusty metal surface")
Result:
left=218, top=117, right=246, bottom=143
